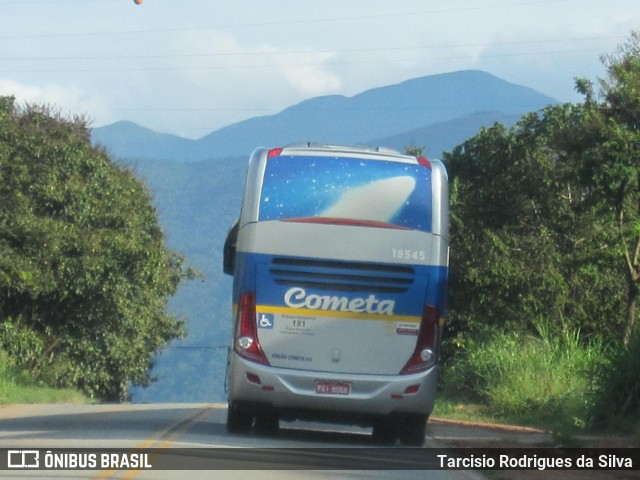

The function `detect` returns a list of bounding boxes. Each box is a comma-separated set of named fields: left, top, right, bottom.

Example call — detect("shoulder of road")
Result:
left=428, top=417, right=636, bottom=448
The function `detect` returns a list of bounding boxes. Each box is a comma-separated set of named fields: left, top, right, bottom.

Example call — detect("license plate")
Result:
left=315, top=381, right=351, bottom=396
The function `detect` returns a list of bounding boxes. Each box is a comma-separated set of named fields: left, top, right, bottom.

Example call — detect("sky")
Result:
left=1, top=0, right=638, bottom=139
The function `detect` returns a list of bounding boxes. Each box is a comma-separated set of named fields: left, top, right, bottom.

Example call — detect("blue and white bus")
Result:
left=223, top=143, right=449, bottom=445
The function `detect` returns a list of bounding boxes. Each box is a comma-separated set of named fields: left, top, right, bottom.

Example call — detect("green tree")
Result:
left=444, top=31, right=640, bottom=346
left=444, top=104, right=625, bottom=341
left=435, top=32, right=640, bottom=430
left=0, top=97, right=193, bottom=400
left=577, top=31, right=640, bottom=345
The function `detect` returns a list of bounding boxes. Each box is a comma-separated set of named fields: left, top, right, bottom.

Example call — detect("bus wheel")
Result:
left=226, top=402, right=253, bottom=434
left=254, top=413, right=279, bottom=436
left=398, top=414, right=427, bottom=446
left=371, top=418, right=398, bottom=445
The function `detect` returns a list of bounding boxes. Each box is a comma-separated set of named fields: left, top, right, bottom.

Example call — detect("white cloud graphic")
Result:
left=322, top=176, right=416, bottom=222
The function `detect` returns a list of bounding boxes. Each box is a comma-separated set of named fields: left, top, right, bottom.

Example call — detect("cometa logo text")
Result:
left=284, top=287, right=395, bottom=315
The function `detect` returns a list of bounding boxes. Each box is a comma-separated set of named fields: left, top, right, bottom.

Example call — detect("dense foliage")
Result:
left=0, top=97, right=192, bottom=400
left=445, top=36, right=640, bottom=342
left=445, top=105, right=626, bottom=341
left=443, top=32, right=640, bottom=430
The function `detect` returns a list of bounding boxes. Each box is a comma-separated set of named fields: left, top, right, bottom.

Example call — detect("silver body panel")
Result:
left=228, top=354, right=439, bottom=416
left=226, top=143, right=449, bottom=424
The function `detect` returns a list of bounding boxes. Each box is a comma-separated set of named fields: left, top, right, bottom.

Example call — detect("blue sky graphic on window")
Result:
left=259, top=155, right=432, bottom=232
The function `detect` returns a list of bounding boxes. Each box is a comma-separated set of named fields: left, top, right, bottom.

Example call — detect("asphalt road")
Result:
left=0, top=403, right=486, bottom=480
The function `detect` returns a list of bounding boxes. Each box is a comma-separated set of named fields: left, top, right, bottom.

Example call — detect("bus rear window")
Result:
left=259, top=155, right=432, bottom=232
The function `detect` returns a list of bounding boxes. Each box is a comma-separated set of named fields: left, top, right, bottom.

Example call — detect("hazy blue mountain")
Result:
left=91, top=70, right=558, bottom=402
left=91, top=121, right=208, bottom=162
left=371, top=111, right=522, bottom=159
left=93, top=70, right=556, bottom=163
left=196, top=70, right=555, bottom=158
left=121, top=155, right=246, bottom=403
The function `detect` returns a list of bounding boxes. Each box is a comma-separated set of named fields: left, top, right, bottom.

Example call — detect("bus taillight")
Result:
left=400, top=305, right=438, bottom=375
left=417, top=156, right=431, bottom=168
left=267, top=147, right=283, bottom=158
left=235, top=292, right=270, bottom=365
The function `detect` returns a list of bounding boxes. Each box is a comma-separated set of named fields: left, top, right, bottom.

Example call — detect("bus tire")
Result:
left=226, top=402, right=253, bottom=434
left=254, top=413, right=279, bottom=436
left=372, top=418, right=398, bottom=445
left=398, top=414, right=427, bottom=446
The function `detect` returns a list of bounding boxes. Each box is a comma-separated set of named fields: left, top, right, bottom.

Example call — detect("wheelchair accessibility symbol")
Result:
left=258, top=313, right=274, bottom=329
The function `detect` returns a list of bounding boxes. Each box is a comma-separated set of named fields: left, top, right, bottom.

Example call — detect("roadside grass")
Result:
left=588, top=328, right=640, bottom=437
left=0, top=349, right=88, bottom=404
left=432, top=395, right=501, bottom=424
left=437, top=321, right=611, bottom=442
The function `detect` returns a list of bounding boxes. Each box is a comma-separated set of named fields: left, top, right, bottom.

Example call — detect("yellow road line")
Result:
left=93, top=405, right=213, bottom=480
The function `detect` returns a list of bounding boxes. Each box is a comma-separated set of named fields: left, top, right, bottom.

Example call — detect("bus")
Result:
left=223, top=143, right=449, bottom=445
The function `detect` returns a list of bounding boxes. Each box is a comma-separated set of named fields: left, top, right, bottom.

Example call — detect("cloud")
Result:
left=173, top=30, right=342, bottom=100
left=268, top=48, right=342, bottom=96
left=118, top=30, right=347, bottom=135
left=0, top=79, right=109, bottom=123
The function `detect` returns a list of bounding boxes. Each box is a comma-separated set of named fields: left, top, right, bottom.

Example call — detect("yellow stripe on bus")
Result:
left=257, top=305, right=421, bottom=323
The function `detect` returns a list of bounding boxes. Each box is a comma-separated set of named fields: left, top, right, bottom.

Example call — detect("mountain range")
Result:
left=90, top=69, right=557, bottom=402
left=92, top=70, right=554, bottom=162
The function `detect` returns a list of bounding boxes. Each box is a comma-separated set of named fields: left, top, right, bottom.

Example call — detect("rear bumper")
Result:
left=227, top=352, right=438, bottom=422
